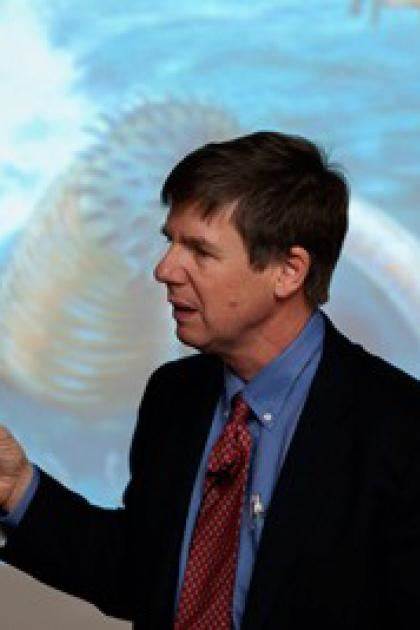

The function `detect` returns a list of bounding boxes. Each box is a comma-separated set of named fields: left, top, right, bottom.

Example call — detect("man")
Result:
left=0, top=131, right=419, bottom=629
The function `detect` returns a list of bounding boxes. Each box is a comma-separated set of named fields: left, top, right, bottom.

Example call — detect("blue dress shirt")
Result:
left=0, top=310, right=325, bottom=628
left=175, top=310, right=325, bottom=628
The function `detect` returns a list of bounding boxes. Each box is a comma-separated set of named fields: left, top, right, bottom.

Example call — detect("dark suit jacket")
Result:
left=1, top=317, right=420, bottom=629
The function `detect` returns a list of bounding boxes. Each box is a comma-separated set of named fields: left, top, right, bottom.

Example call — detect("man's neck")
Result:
left=222, top=303, right=315, bottom=382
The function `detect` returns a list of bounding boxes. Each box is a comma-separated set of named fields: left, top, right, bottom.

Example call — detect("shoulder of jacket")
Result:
left=342, top=337, right=419, bottom=410
left=354, top=343, right=417, bottom=389
left=323, top=314, right=419, bottom=405
left=148, top=352, right=223, bottom=385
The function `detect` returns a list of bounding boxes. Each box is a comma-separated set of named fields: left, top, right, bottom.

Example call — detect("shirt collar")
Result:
left=223, top=309, right=325, bottom=429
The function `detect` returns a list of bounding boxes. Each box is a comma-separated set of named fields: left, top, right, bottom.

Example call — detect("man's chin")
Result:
left=175, top=326, right=205, bottom=351
left=176, top=323, right=220, bottom=351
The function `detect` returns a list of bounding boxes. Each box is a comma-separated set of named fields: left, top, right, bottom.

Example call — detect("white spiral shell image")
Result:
left=344, top=197, right=420, bottom=338
left=0, top=98, right=418, bottom=411
left=0, top=99, right=241, bottom=410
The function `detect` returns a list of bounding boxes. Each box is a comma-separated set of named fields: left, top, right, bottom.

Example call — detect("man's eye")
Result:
left=194, top=247, right=210, bottom=257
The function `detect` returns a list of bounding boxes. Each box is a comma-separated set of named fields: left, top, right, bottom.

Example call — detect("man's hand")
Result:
left=0, top=425, right=33, bottom=513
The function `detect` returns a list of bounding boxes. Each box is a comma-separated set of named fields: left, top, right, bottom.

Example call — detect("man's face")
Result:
left=154, top=202, right=281, bottom=360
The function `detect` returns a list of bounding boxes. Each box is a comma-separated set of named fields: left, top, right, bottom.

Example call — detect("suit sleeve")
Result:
left=0, top=366, right=164, bottom=622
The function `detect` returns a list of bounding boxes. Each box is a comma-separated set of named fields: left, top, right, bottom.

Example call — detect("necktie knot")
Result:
left=207, top=394, right=251, bottom=479
left=229, top=393, right=251, bottom=427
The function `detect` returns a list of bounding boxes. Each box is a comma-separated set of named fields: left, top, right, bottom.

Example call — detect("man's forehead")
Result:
left=161, top=202, right=243, bottom=255
left=164, top=199, right=237, bottom=230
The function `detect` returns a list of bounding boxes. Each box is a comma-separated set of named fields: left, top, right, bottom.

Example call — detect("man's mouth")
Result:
left=171, top=303, right=199, bottom=321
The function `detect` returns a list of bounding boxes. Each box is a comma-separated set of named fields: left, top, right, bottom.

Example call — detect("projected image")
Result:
left=0, top=0, right=419, bottom=507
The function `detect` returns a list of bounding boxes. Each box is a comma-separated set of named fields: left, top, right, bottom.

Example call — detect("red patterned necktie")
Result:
left=174, top=394, right=252, bottom=630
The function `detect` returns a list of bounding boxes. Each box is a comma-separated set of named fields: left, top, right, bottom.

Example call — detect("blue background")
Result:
left=0, top=0, right=419, bottom=509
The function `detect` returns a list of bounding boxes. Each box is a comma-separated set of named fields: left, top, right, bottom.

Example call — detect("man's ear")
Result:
left=273, top=246, right=311, bottom=299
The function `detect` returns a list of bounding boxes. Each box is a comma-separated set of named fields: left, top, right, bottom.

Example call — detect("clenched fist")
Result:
left=0, top=425, right=33, bottom=513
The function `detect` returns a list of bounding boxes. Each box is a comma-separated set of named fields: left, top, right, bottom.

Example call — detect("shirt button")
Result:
left=262, top=412, right=272, bottom=425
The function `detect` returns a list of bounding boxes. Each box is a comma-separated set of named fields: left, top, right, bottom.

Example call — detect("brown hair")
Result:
left=161, top=131, right=349, bottom=306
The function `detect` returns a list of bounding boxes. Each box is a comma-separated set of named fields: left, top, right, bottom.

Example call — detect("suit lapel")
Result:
left=241, top=319, right=359, bottom=630
left=169, top=355, right=225, bottom=527
left=149, top=354, right=224, bottom=628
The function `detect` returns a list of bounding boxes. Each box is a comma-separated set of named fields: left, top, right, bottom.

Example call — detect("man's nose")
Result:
left=154, top=246, right=185, bottom=285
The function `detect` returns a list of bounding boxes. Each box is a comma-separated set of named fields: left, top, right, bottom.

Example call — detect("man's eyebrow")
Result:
left=160, top=224, right=221, bottom=254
